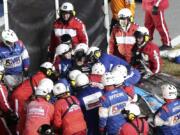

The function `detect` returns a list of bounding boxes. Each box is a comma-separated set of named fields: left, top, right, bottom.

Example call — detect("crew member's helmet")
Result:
left=1, top=29, right=18, bottom=47
left=91, top=62, right=105, bottom=75
left=161, top=84, right=177, bottom=99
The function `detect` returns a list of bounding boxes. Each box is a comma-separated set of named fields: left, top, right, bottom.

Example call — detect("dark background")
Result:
left=8, top=0, right=107, bottom=73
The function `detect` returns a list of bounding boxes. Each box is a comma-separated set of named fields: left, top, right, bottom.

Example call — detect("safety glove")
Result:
left=152, top=6, right=159, bottom=15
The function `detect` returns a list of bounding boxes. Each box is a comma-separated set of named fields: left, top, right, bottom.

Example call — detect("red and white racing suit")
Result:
left=132, top=41, right=162, bottom=74
left=10, top=71, right=46, bottom=135
left=142, top=0, right=171, bottom=46
left=53, top=96, right=87, bottom=135
left=119, top=118, right=149, bottom=135
left=23, top=97, right=54, bottom=135
left=109, top=23, right=139, bottom=63
left=49, top=17, right=88, bottom=55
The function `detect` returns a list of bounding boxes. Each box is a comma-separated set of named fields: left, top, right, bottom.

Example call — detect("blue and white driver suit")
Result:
left=0, top=41, right=30, bottom=89
left=99, top=88, right=129, bottom=135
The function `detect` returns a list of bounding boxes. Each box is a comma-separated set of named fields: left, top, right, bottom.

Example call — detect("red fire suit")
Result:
left=109, top=23, right=139, bottom=63
left=139, top=41, right=162, bottom=73
left=10, top=71, right=46, bottom=135
left=119, top=118, right=149, bottom=135
left=23, top=97, right=54, bottom=135
left=142, top=0, right=171, bottom=46
left=0, top=84, right=13, bottom=135
left=49, top=17, right=88, bottom=54
left=53, top=96, right=87, bottom=135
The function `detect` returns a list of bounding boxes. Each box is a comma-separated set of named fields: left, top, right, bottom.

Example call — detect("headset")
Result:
left=72, top=10, right=76, bottom=16
left=46, top=69, right=53, bottom=76
left=130, top=16, right=134, bottom=23
left=144, top=34, right=150, bottom=42
left=94, top=50, right=101, bottom=59
left=128, top=113, right=136, bottom=121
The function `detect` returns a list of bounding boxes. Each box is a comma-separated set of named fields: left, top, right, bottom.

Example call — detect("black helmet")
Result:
left=61, top=34, right=72, bottom=45
left=38, top=124, right=55, bottom=135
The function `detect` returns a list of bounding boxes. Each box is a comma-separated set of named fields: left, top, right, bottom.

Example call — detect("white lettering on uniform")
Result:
left=28, top=107, right=45, bottom=116
left=115, top=36, right=135, bottom=44
left=109, top=93, right=124, bottom=100
left=54, top=28, right=77, bottom=37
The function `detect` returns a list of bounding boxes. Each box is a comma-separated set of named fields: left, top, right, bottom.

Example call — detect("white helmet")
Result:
left=35, top=78, right=54, bottom=96
left=91, top=63, right=105, bottom=75
left=74, top=43, right=89, bottom=54
left=60, top=2, right=74, bottom=12
left=2, top=29, right=18, bottom=46
left=40, top=62, right=55, bottom=71
left=112, top=65, right=128, bottom=78
left=68, top=70, right=82, bottom=81
left=55, top=44, right=71, bottom=56
left=136, top=26, right=149, bottom=36
left=101, top=72, right=115, bottom=86
left=118, top=8, right=132, bottom=19
left=161, top=84, right=177, bottom=99
left=75, top=73, right=89, bottom=87
left=111, top=71, right=124, bottom=85
left=53, top=83, right=69, bottom=96
left=125, top=103, right=141, bottom=116
left=86, top=46, right=100, bottom=56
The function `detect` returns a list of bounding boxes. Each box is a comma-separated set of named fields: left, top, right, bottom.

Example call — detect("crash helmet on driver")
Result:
left=35, top=78, right=54, bottom=96
left=75, top=73, right=89, bottom=87
left=91, top=62, right=105, bottom=75
left=161, top=84, right=177, bottom=99
left=1, top=29, right=18, bottom=47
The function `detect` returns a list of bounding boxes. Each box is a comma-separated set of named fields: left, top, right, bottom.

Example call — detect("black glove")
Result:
left=152, top=6, right=159, bottom=15
left=23, top=70, right=29, bottom=77
left=4, top=111, right=19, bottom=126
